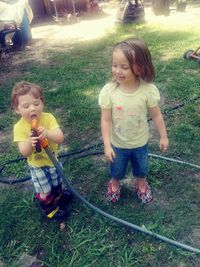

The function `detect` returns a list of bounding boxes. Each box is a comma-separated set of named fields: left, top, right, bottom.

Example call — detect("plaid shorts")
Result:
left=29, top=165, right=62, bottom=193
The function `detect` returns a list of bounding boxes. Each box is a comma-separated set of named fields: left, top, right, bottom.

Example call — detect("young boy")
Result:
left=12, top=81, right=72, bottom=223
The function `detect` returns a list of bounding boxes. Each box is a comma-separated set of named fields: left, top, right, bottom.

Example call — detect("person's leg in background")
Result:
left=20, top=9, right=32, bottom=45
left=12, top=9, right=32, bottom=50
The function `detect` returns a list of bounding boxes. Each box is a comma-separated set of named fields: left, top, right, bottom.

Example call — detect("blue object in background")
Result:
left=20, top=9, right=32, bottom=45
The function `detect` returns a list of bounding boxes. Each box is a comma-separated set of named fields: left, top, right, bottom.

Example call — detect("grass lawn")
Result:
left=0, top=2, right=200, bottom=266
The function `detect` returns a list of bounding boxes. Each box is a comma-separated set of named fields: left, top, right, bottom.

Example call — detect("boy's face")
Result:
left=15, top=93, right=44, bottom=123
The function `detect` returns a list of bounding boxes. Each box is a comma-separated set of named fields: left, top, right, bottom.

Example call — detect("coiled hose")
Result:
left=0, top=144, right=200, bottom=253
left=44, top=146, right=200, bottom=254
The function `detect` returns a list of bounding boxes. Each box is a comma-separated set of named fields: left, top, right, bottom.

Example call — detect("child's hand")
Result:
left=29, top=133, right=39, bottom=148
left=104, top=146, right=116, bottom=162
left=159, top=136, right=169, bottom=152
left=37, top=126, right=48, bottom=141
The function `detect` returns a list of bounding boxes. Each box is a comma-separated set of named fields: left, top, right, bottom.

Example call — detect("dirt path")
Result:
left=25, top=6, right=116, bottom=62
left=20, top=1, right=200, bottom=63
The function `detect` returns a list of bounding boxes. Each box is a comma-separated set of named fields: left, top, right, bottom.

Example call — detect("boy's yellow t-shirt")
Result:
left=99, top=80, right=160, bottom=149
left=14, top=112, right=60, bottom=167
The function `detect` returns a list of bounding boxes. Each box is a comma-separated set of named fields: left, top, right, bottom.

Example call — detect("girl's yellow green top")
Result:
left=99, top=80, right=160, bottom=149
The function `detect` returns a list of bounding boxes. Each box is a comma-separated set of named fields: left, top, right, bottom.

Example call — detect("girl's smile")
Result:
left=112, top=49, right=139, bottom=91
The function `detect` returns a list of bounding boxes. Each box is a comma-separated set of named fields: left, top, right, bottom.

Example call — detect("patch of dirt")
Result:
left=188, top=227, right=200, bottom=247
left=17, top=253, right=44, bottom=267
left=0, top=70, right=21, bottom=85
left=0, top=129, right=12, bottom=144
left=15, top=7, right=116, bottom=64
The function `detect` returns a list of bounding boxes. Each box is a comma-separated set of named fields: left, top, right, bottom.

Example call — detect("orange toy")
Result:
left=31, top=119, right=48, bottom=151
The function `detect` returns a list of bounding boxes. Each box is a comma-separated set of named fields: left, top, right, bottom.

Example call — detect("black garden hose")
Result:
left=1, top=147, right=200, bottom=252
left=44, top=146, right=200, bottom=254
left=1, top=145, right=200, bottom=253
left=1, top=148, right=200, bottom=184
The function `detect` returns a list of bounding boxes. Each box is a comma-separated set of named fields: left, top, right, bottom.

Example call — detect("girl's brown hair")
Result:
left=11, top=81, right=44, bottom=109
left=113, top=38, right=155, bottom=82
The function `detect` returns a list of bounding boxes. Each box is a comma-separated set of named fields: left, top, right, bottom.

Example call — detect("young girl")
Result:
left=99, top=38, right=169, bottom=203
left=12, top=81, right=72, bottom=223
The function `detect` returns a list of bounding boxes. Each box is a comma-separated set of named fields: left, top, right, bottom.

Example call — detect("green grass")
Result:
left=0, top=3, right=200, bottom=266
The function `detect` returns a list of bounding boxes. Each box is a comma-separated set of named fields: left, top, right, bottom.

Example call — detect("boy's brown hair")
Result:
left=112, top=38, right=155, bottom=82
left=11, top=81, right=44, bottom=109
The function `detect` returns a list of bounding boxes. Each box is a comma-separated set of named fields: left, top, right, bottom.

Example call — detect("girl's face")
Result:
left=112, top=49, right=138, bottom=86
left=15, top=93, right=44, bottom=123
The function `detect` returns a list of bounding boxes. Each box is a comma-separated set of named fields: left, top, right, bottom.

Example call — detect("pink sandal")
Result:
left=106, top=181, right=120, bottom=203
left=135, top=181, right=153, bottom=204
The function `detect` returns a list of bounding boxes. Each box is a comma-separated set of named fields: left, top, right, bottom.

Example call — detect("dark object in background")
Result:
left=0, top=1, right=33, bottom=56
left=0, top=10, right=32, bottom=55
left=19, top=9, right=32, bottom=45
left=183, top=46, right=200, bottom=65
left=0, top=20, right=23, bottom=58
left=176, top=0, right=187, bottom=12
left=152, top=0, right=170, bottom=16
left=11, top=10, right=32, bottom=49
left=116, top=0, right=145, bottom=24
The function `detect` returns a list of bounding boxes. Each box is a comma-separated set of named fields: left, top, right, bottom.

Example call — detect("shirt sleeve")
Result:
left=47, top=113, right=60, bottom=130
left=98, top=84, right=112, bottom=109
left=13, top=123, right=28, bottom=143
left=147, top=84, right=160, bottom=108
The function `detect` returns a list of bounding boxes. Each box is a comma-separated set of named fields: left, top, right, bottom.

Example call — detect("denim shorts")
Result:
left=110, top=144, right=148, bottom=180
left=29, top=165, right=62, bottom=193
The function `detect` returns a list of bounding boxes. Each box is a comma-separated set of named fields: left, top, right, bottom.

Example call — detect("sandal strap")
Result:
left=106, top=181, right=120, bottom=203
left=135, top=181, right=153, bottom=203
